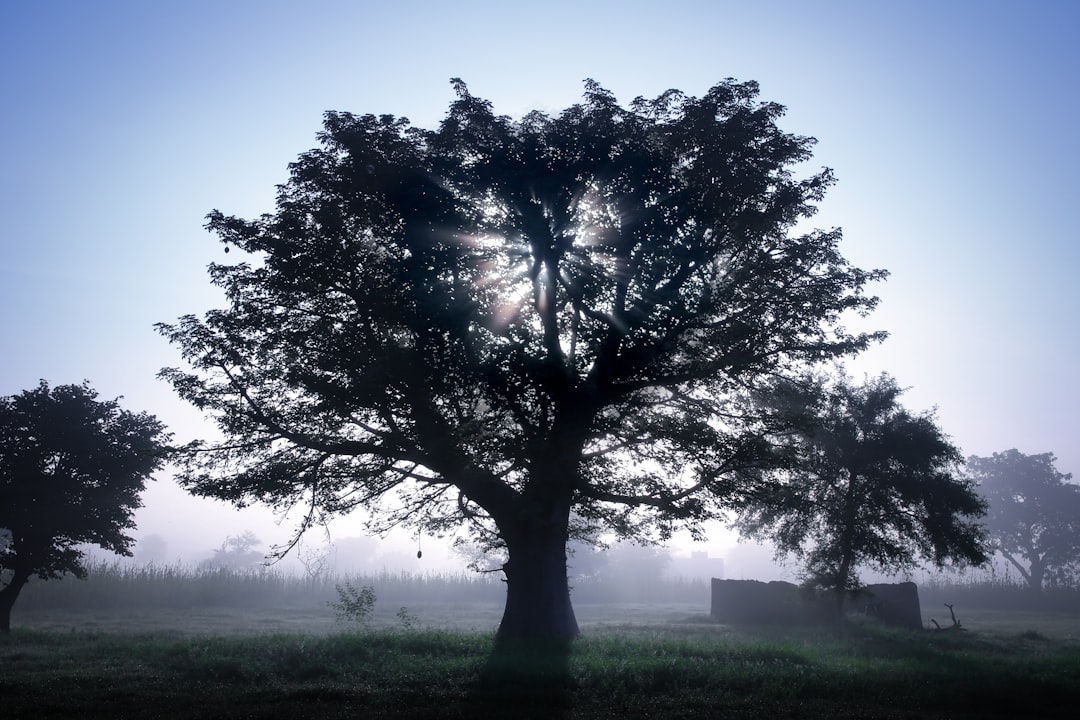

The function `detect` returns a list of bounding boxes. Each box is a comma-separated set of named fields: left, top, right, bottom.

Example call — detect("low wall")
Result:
left=710, top=579, right=831, bottom=625
left=711, top=579, right=922, bottom=629
left=856, top=582, right=922, bottom=630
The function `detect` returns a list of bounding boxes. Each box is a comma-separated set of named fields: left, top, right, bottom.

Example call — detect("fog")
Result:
left=114, top=476, right=801, bottom=586
left=125, top=479, right=447, bottom=576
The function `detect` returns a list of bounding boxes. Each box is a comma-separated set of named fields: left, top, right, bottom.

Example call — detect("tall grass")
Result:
left=13, top=561, right=709, bottom=613
left=15, top=562, right=503, bottom=611
left=919, top=574, right=1080, bottom=613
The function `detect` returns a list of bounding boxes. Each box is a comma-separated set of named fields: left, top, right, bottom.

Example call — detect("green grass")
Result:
left=6, top=566, right=1080, bottom=717
left=1, top=627, right=489, bottom=719
left=3, top=615, right=1079, bottom=719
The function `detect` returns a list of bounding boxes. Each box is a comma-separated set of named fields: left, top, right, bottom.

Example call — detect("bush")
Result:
left=328, top=582, right=376, bottom=628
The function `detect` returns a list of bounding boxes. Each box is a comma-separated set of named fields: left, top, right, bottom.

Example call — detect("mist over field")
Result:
left=107, top=528, right=746, bottom=585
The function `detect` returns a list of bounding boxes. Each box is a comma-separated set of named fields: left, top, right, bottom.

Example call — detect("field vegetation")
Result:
left=4, top=611, right=1079, bottom=718
left=11, top=560, right=710, bottom=616
left=3, top=565, right=1079, bottom=718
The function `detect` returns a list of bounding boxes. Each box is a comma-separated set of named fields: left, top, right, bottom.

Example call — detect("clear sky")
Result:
left=2, top=0, right=1078, bottom=571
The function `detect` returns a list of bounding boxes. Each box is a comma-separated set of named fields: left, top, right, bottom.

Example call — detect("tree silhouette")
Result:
left=0, top=381, right=169, bottom=632
left=158, top=79, right=885, bottom=644
left=734, top=373, right=988, bottom=627
left=968, top=449, right=1080, bottom=589
left=199, top=530, right=265, bottom=571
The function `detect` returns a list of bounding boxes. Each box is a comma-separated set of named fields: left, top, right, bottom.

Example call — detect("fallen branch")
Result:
left=930, top=602, right=964, bottom=631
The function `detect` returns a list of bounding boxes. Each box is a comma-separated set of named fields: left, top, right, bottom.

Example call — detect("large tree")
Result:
left=734, top=373, right=988, bottom=625
left=0, top=381, right=169, bottom=632
left=158, top=79, right=886, bottom=643
left=968, top=449, right=1080, bottom=589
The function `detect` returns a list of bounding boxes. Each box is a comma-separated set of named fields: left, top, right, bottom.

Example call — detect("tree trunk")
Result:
left=0, top=569, right=29, bottom=634
left=1000, top=549, right=1041, bottom=590
left=1029, top=556, right=1046, bottom=591
left=497, top=526, right=579, bottom=643
left=999, top=550, right=1033, bottom=588
left=833, top=477, right=858, bottom=634
left=472, top=522, right=577, bottom=714
left=493, top=415, right=585, bottom=645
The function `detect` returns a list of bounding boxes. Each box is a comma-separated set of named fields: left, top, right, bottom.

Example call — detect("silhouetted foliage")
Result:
left=968, top=449, right=1080, bottom=589
left=328, top=580, right=376, bottom=628
left=158, top=78, right=885, bottom=643
left=199, top=530, right=265, bottom=571
left=0, top=381, right=169, bottom=632
left=734, top=373, right=988, bottom=626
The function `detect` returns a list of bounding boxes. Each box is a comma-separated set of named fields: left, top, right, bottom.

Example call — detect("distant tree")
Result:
left=157, top=78, right=886, bottom=645
left=134, top=533, right=169, bottom=565
left=199, top=530, right=264, bottom=571
left=0, top=381, right=169, bottom=632
left=968, top=450, right=1080, bottom=589
left=297, top=542, right=333, bottom=584
left=734, top=374, right=989, bottom=626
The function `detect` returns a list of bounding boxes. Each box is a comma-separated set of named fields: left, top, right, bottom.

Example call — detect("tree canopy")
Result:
left=734, top=373, right=988, bottom=621
left=158, top=78, right=886, bottom=642
left=0, top=381, right=169, bottom=632
left=968, top=449, right=1080, bottom=589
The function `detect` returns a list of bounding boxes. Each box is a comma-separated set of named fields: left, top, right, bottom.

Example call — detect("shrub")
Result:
left=396, top=606, right=418, bottom=630
left=328, top=582, right=376, bottom=628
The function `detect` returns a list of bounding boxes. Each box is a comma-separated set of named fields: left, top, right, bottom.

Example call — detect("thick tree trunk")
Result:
left=497, top=527, right=579, bottom=643
left=493, top=416, right=585, bottom=645
left=472, top=522, right=577, bottom=714
left=0, top=570, right=29, bottom=634
left=470, top=414, right=587, bottom=711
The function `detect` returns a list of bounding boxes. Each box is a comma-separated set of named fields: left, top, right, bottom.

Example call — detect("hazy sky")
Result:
left=2, top=1, right=1078, bottom=570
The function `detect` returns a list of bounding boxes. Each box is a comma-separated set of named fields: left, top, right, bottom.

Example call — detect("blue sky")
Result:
left=2, top=1, right=1078, bottom=568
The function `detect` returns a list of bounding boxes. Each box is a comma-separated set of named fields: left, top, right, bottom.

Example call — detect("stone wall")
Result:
left=855, top=582, right=922, bottom=630
left=710, top=578, right=923, bottom=629
left=710, top=579, right=831, bottom=625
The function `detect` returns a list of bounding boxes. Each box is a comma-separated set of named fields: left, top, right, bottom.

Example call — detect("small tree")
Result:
left=0, top=381, right=169, bottom=632
left=968, top=449, right=1080, bottom=589
left=328, top=581, right=376, bottom=629
left=199, top=530, right=265, bottom=571
left=297, top=542, right=333, bottom=585
left=734, top=373, right=988, bottom=627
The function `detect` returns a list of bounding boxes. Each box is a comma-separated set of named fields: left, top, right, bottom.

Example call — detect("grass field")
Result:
left=4, top=603, right=1079, bottom=719
left=4, top=565, right=1079, bottom=718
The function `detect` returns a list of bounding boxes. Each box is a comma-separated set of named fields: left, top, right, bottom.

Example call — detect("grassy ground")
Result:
left=3, top=606, right=1079, bottom=719
left=10, top=602, right=712, bottom=635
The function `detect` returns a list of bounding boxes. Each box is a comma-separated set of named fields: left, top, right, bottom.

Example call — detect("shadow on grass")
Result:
left=464, top=637, right=574, bottom=719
